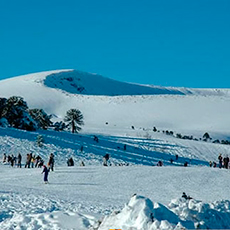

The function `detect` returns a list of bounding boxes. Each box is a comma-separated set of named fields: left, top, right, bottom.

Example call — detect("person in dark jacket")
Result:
left=67, top=157, right=74, bottom=166
left=48, top=153, right=54, bottom=171
left=218, top=154, right=223, bottom=168
left=17, top=153, right=22, bottom=168
left=42, top=165, right=50, bottom=184
left=103, top=154, right=110, bottom=166
left=182, top=192, right=192, bottom=200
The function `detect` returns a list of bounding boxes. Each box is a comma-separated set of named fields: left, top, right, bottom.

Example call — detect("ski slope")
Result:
left=0, top=69, right=230, bottom=229
left=1, top=163, right=230, bottom=229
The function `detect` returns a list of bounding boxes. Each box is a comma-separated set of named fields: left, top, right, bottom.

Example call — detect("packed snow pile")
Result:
left=94, top=194, right=230, bottom=230
left=0, top=193, right=96, bottom=230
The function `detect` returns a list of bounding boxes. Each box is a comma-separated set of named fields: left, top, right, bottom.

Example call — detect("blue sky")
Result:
left=0, top=0, right=229, bottom=88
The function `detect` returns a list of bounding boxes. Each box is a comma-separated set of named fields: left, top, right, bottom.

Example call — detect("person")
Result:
left=209, top=161, right=212, bottom=167
left=2, top=153, right=6, bottom=163
left=35, top=155, right=41, bottom=168
left=124, top=144, right=127, bottom=151
left=25, top=153, right=32, bottom=168
left=94, top=135, right=99, bottom=143
left=175, top=154, right=179, bottom=160
left=80, top=146, right=84, bottom=152
left=103, top=154, right=110, bottom=166
left=67, top=157, right=74, bottom=166
left=218, top=154, right=223, bottom=168
left=80, top=161, right=85, bottom=166
left=42, top=165, right=49, bottom=184
left=10, top=154, right=15, bottom=167
left=31, top=155, right=36, bottom=168
left=157, top=161, right=163, bottom=166
left=38, top=158, right=44, bottom=168
left=7, top=155, right=11, bottom=163
left=184, top=162, right=188, bottom=167
left=223, top=156, right=229, bottom=169
left=17, top=153, right=22, bottom=168
left=182, top=192, right=192, bottom=200
left=48, top=153, right=54, bottom=171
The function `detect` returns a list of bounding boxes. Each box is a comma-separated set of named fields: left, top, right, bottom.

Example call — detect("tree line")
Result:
left=0, top=96, right=84, bottom=133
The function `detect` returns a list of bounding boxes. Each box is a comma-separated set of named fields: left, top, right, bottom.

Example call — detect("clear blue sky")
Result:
left=0, top=0, right=229, bottom=88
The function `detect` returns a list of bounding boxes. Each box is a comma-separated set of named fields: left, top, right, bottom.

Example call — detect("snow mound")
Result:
left=95, top=194, right=230, bottom=230
left=0, top=193, right=96, bottom=230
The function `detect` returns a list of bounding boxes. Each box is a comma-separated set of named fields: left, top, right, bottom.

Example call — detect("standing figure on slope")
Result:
left=103, top=154, right=110, bottom=166
left=218, top=154, right=223, bottom=168
left=42, top=165, right=50, bottom=184
left=17, top=153, right=22, bottom=168
left=2, top=153, right=6, bottom=163
left=48, top=153, right=55, bottom=171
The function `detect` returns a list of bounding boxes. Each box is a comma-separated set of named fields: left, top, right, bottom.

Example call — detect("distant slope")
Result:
left=0, top=69, right=230, bottom=139
left=44, top=70, right=187, bottom=96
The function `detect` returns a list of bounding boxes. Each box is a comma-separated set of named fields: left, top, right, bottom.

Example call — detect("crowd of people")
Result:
left=2, top=152, right=55, bottom=183
left=2, top=152, right=54, bottom=170
left=3, top=141, right=229, bottom=185
left=209, top=154, right=230, bottom=169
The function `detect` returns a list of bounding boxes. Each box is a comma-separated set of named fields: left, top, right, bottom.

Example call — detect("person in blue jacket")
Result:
left=42, top=165, right=50, bottom=184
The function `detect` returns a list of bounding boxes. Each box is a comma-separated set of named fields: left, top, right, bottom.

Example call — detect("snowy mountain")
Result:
left=0, top=69, right=230, bottom=137
left=1, top=69, right=230, bottom=164
left=1, top=69, right=230, bottom=229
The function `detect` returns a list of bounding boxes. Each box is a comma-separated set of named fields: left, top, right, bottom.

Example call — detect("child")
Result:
left=42, top=165, right=50, bottom=184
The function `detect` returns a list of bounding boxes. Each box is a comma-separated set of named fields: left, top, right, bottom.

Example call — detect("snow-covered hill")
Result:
left=0, top=69, right=230, bottom=137
left=1, top=69, right=230, bottom=229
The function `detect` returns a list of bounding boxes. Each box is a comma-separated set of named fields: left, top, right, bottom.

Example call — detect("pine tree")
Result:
left=203, top=132, right=211, bottom=140
left=36, top=135, right=44, bottom=147
left=64, top=109, right=84, bottom=133
left=0, top=98, right=7, bottom=118
left=29, top=108, right=52, bottom=130
left=1, top=96, right=37, bottom=131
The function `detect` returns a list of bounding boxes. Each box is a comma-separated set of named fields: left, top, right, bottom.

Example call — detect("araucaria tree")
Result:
left=64, top=109, right=84, bottom=133
left=29, top=108, right=52, bottom=130
left=1, top=96, right=37, bottom=131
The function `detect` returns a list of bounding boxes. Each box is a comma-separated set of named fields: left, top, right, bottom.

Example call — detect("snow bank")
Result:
left=0, top=193, right=96, bottom=230
left=95, top=194, right=230, bottom=230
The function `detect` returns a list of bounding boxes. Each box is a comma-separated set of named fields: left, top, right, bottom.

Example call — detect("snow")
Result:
left=1, top=164, right=230, bottom=229
left=0, top=69, right=230, bottom=229
left=97, top=194, right=230, bottom=229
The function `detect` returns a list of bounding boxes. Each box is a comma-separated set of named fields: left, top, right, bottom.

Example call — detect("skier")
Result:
left=42, top=165, right=50, bottom=184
